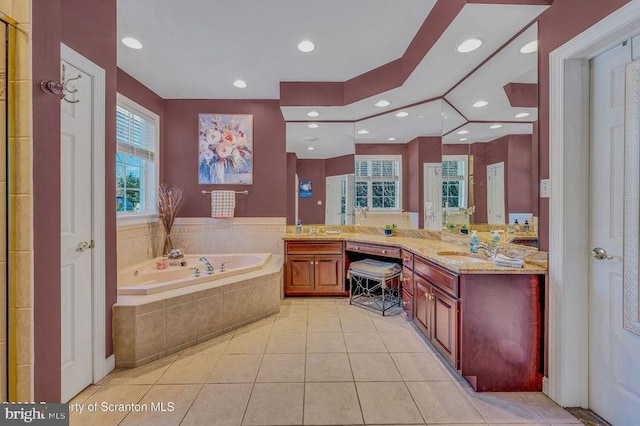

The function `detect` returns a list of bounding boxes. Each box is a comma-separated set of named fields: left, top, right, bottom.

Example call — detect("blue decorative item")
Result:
left=299, top=181, right=312, bottom=198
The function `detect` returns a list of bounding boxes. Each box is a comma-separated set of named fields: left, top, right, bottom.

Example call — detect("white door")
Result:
left=487, top=162, right=505, bottom=224
left=60, top=61, right=94, bottom=402
left=325, top=175, right=343, bottom=225
left=423, top=163, right=442, bottom=230
left=589, top=42, right=640, bottom=425
left=295, top=173, right=299, bottom=224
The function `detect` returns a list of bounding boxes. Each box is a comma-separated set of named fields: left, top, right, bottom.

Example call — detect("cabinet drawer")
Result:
left=402, top=267, right=413, bottom=295
left=414, top=256, right=458, bottom=297
left=345, top=242, right=401, bottom=258
left=286, top=241, right=343, bottom=255
left=401, top=250, right=414, bottom=269
left=402, top=289, right=413, bottom=317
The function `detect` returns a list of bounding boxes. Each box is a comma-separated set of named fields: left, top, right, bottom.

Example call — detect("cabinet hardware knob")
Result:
left=403, top=256, right=410, bottom=262
left=382, top=250, right=387, bottom=254
left=402, top=278, right=409, bottom=282
left=427, top=293, right=435, bottom=301
left=402, top=301, right=409, bottom=305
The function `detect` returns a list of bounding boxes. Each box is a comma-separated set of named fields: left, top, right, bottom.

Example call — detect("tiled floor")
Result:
left=70, top=297, right=581, bottom=425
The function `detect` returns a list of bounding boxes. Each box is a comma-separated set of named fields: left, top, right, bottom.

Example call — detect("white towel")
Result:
left=211, top=191, right=235, bottom=218
left=493, top=254, right=524, bottom=268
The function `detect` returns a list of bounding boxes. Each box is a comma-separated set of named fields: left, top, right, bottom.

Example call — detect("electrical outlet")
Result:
left=540, top=179, right=550, bottom=198
left=317, top=200, right=322, bottom=205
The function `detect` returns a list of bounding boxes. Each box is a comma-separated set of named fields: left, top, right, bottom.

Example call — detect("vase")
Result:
left=210, top=163, right=225, bottom=183
left=163, top=233, right=174, bottom=256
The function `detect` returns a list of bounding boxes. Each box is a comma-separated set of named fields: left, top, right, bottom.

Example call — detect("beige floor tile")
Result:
left=518, top=392, right=580, bottom=424
left=307, top=303, right=338, bottom=316
left=243, top=383, right=304, bottom=425
left=380, top=330, right=429, bottom=352
left=181, top=383, right=253, bottom=426
left=306, top=297, right=339, bottom=304
left=306, top=332, right=346, bottom=353
left=110, top=355, right=179, bottom=385
left=70, top=384, right=151, bottom=426
left=390, top=352, right=452, bottom=381
left=235, top=316, right=275, bottom=336
left=95, top=369, right=120, bottom=386
left=120, top=384, right=201, bottom=426
left=184, top=332, right=235, bottom=355
left=407, top=381, right=485, bottom=424
left=266, top=332, right=307, bottom=353
left=337, top=306, right=371, bottom=319
left=466, top=391, right=545, bottom=424
left=339, top=315, right=376, bottom=332
left=282, top=297, right=309, bottom=305
left=307, top=315, right=342, bottom=332
left=343, top=332, right=388, bottom=353
left=356, top=382, right=424, bottom=425
left=278, top=303, right=308, bottom=317
left=272, top=315, right=308, bottom=333
left=225, top=332, right=269, bottom=353
left=371, top=315, right=411, bottom=333
left=303, top=382, right=364, bottom=425
left=349, top=353, right=402, bottom=381
left=207, top=354, right=262, bottom=383
left=256, top=354, right=305, bottom=382
left=157, top=353, right=219, bottom=384
left=305, top=353, right=353, bottom=382
left=68, top=384, right=100, bottom=406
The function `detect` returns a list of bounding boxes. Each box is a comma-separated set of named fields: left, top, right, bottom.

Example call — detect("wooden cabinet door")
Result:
left=285, top=255, right=315, bottom=293
left=314, top=255, right=344, bottom=292
left=414, top=276, right=431, bottom=337
left=431, top=286, right=459, bottom=368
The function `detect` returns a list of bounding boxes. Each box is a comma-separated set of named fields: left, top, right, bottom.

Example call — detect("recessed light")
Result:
left=457, top=38, right=482, bottom=53
left=357, top=129, right=369, bottom=135
left=490, top=124, right=503, bottom=129
left=395, top=111, right=409, bottom=118
left=233, top=79, right=247, bottom=88
left=515, top=112, right=530, bottom=118
left=308, top=146, right=315, bottom=150
left=520, top=41, right=538, bottom=54
left=298, top=40, right=315, bottom=53
left=460, top=138, right=468, bottom=142
left=473, top=101, right=488, bottom=108
left=308, top=123, right=319, bottom=129
left=375, top=100, right=391, bottom=107
left=122, top=37, right=143, bottom=49
left=457, top=130, right=469, bottom=135
left=307, top=111, right=320, bottom=118
left=388, top=137, right=396, bottom=141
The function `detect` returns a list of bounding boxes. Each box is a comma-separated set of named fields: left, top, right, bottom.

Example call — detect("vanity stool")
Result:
left=348, top=259, right=402, bottom=316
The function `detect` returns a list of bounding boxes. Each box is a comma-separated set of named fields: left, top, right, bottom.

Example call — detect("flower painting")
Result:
left=198, top=114, right=253, bottom=184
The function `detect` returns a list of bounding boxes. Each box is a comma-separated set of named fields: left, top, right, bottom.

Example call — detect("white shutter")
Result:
left=116, top=105, right=156, bottom=161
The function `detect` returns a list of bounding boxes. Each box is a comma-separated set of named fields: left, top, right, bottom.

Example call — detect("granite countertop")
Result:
left=283, top=230, right=547, bottom=275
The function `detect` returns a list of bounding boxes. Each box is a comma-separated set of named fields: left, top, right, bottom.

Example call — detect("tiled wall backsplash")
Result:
left=117, top=217, right=286, bottom=270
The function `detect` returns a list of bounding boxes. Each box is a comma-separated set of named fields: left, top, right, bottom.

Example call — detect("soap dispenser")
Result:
left=470, top=231, right=479, bottom=253
left=524, top=220, right=530, bottom=232
left=492, top=230, right=501, bottom=242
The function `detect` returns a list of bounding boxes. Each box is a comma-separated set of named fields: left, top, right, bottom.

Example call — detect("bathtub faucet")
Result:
left=199, top=257, right=215, bottom=275
left=220, top=261, right=229, bottom=272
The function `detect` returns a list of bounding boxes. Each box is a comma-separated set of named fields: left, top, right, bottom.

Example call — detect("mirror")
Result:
left=286, top=122, right=356, bottom=225
left=442, top=24, right=538, bottom=230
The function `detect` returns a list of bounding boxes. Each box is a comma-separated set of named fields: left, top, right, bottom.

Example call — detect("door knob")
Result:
left=76, top=240, right=95, bottom=252
left=591, top=247, right=614, bottom=260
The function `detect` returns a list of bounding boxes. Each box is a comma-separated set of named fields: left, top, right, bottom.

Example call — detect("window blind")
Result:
left=116, top=105, right=156, bottom=161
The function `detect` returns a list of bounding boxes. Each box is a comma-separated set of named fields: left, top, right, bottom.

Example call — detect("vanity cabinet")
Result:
left=285, top=241, right=346, bottom=296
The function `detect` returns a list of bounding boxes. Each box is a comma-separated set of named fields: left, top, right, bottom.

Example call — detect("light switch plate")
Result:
left=317, top=200, right=322, bottom=205
left=540, top=179, right=550, bottom=198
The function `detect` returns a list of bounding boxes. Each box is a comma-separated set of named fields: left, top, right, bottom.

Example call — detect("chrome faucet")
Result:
left=476, top=242, right=500, bottom=259
left=220, top=261, right=229, bottom=272
left=199, top=257, right=215, bottom=274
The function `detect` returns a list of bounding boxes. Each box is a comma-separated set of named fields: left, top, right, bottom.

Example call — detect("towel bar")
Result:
left=201, top=190, right=248, bottom=195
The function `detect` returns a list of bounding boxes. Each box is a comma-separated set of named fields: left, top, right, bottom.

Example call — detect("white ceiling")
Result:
left=117, top=0, right=436, bottom=99
left=442, top=122, right=533, bottom=145
left=286, top=122, right=355, bottom=160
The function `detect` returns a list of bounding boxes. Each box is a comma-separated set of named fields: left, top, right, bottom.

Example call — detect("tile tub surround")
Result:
left=117, top=217, right=286, bottom=270
left=113, top=256, right=283, bottom=368
left=285, top=226, right=548, bottom=274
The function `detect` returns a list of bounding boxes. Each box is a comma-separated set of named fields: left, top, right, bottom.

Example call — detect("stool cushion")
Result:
left=347, top=259, right=402, bottom=281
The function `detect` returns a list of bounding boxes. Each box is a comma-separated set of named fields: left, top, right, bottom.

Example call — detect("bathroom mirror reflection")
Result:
left=442, top=24, right=539, bottom=231
left=286, top=122, right=356, bottom=226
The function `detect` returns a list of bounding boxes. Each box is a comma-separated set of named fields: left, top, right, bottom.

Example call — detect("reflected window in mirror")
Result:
left=355, top=155, right=402, bottom=210
left=442, top=155, right=468, bottom=211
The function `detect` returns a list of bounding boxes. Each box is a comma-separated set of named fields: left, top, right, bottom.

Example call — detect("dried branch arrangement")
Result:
left=158, top=184, right=184, bottom=255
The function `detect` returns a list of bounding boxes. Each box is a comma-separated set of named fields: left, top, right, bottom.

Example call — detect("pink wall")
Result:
left=116, top=68, right=164, bottom=118
left=162, top=99, right=287, bottom=218
left=508, top=135, right=534, bottom=214
left=286, top=153, right=298, bottom=225
left=537, top=0, right=631, bottom=250
left=325, top=154, right=355, bottom=177
left=32, top=0, right=117, bottom=402
left=296, top=159, right=326, bottom=224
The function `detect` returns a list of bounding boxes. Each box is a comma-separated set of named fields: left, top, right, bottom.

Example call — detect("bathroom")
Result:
left=1, top=0, right=640, bottom=425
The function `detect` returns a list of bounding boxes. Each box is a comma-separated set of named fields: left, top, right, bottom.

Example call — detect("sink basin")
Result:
left=437, top=251, right=491, bottom=264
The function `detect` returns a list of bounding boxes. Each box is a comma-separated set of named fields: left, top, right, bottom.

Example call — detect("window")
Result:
left=442, top=155, right=467, bottom=210
left=116, top=95, right=159, bottom=217
left=355, top=156, right=402, bottom=210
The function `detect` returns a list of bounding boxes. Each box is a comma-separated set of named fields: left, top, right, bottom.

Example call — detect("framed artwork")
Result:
left=300, top=181, right=312, bottom=198
left=198, top=114, right=253, bottom=184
